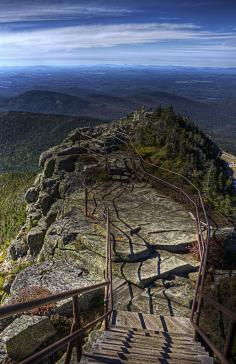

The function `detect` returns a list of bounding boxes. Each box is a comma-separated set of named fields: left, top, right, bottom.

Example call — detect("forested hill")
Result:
left=133, top=107, right=236, bottom=216
left=0, top=111, right=102, bottom=172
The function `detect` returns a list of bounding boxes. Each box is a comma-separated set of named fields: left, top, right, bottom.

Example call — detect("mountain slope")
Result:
left=0, top=90, right=89, bottom=115
left=1, top=89, right=235, bottom=127
left=0, top=111, right=102, bottom=172
left=0, top=90, right=236, bottom=172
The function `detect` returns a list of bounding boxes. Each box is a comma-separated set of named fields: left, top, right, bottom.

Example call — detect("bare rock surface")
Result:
left=5, top=123, right=200, bottom=322
left=1, top=120, right=209, bottom=362
left=10, top=260, right=103, bottom=314
left=0, top=315, right=56, bottom=361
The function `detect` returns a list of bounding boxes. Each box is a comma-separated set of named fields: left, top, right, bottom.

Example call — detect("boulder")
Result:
left=42, top=178, right=60, bottom=198
left=25, top=187, right=38, bottom=204
left=0, top=315, right=56, bottom=361
left=27, top=224, right=47, bottom=256
left=39, top=145, right=59, bottom=167
left=38, top=192, right=53, bottom=216
left=43, top=157, right=56, bottom=179
left=56, top=155, right=77, bottom=173
left=45, top=210, right=58, bottom=227
left=9, top=239, right=28, bottom=260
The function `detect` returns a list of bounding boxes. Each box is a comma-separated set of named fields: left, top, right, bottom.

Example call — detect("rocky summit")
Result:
left=0, top=111, right=208, bottom=361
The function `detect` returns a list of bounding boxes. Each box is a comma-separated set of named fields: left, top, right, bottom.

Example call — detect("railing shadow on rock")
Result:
left=0, top=126, right=235, bottom=364
left=113, top=129, right=236, bottom=364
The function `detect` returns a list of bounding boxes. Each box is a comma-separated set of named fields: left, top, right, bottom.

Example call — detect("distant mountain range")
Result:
left=1, top=89, right=235, bottom=127
left=0, top=89, right=235, bottom=172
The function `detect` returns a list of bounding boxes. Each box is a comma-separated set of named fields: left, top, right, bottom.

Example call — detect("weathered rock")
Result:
left=38, top=192, right=53, bottom=215
left=10, top=261, right=103, bottom=315
left=25, top=187, right=38, bottom=204
left=56, top=155, right=77, bottom=173
left=43, top=157, right=56, bottom=178
left=116, top=252, right=199, bottom=288
left=57, top=146, right=85, bottom=157
left=9, top=239, right=28, bottom=260
left=42, top=178, right=59, bottom=198
left=39, top=145, right=59, bottom=167
left=27, top=224, right=47, bottom=256
left=189, top=272, right=199, bottom=282
left=3, top=276, right=14, bottom=294
left=45, top=210, right=58, bottom=227
left=0, top=315, right=56, bottom=361
left=63, top=129, right=81, bottom=144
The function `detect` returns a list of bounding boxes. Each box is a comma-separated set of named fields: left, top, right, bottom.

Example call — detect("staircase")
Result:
left=84, top=311, right=213, bottom=363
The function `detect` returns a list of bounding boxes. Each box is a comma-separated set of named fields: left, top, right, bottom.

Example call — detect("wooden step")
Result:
left=101, top=334, right=201, bottom=349
left=96, top=337, right=205, bottom=352
left=88, top=349, right=212, bottom=363
left=82, top=310, right=213, bottom=364
left=110, top=311, right=194, bottom=336
left=85, top=354, right=213, bottom=364
left=93, top=341, right=206, bottom=356
left=108, top=326, right=196, bottom=341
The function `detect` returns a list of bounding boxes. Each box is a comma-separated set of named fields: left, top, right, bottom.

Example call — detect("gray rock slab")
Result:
left=0, top=315, right=56, bottom=361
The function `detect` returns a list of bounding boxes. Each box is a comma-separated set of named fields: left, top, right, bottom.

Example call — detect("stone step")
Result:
left=114, top=253, right=198, bottom=287
left=110, top=311, right=194, bottom=336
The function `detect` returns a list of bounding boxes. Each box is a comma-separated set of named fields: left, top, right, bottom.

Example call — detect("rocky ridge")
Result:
left=0, top=112, right=219, bottom=361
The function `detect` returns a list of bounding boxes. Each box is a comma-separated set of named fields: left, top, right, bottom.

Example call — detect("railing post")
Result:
left=73, top=295, right=82, bottom=362
left=223, top=321, right=235, bottom=359
left=108, top=224, right=113, bottom=314
left=105, top=154, right=110, bottom=177
left=64, top=295, right=82, bottom=364
left=85, top=187, right=88, bottom=217
left=104, top=207, right=110, bottom=331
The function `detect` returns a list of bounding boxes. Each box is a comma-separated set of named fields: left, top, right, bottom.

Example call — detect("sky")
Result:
left=0, top=0, right=236, bottom=67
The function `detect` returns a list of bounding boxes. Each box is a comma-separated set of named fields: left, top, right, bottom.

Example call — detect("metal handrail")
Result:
left=112, top=129, right=235, bottom=363
left=0, top=138, right=113, bottom=364
left=0, top=125, right=234, bottom=363
left=0, top=281, right=110, bottom=320
left=72, top=126, right=236, bottom=363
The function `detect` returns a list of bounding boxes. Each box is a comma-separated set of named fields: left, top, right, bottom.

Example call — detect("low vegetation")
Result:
left=0, top=172, right=35, bottom=247
left=12, top=286, right=55, bottom=315
left=134, top=106, right=236, bottom=217
left=0, top=173, right=35, bottom=296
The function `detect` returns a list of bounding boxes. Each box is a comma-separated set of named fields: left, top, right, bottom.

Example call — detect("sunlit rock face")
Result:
left=3, top=114, right=219, bottom=362
left=6, top=118, right=199, bottom=322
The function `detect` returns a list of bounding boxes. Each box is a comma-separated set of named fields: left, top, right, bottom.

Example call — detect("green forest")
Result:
left=134, top=106, right=236, bottom=217
left=0, top=173, right=35, bottom=262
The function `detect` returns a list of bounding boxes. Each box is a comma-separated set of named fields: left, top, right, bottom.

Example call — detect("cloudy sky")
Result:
left=0, top=0, right=236, bottom=67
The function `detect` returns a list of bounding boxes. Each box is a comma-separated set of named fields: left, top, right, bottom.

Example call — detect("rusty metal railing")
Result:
left=112, top=129, right=236, bottom=364
left=1, top=125, right=235, bottom=363
left=0, top=139, right=113, bottom=364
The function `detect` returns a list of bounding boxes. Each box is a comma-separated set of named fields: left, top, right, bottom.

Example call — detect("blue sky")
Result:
left=0, top=0, right=236, bottom=67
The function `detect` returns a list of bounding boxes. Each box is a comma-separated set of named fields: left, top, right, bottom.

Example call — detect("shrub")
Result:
left=12, top=286, right=55, bottom=315
left=189, top=234, right=226, bottom=267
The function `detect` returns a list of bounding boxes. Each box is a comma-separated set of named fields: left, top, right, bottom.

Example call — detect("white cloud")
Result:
left=0, top=4, right=133, bottom=23
left=0, top=22, right=235, bottom=66
left=0, top=22, right=228, bottom=50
